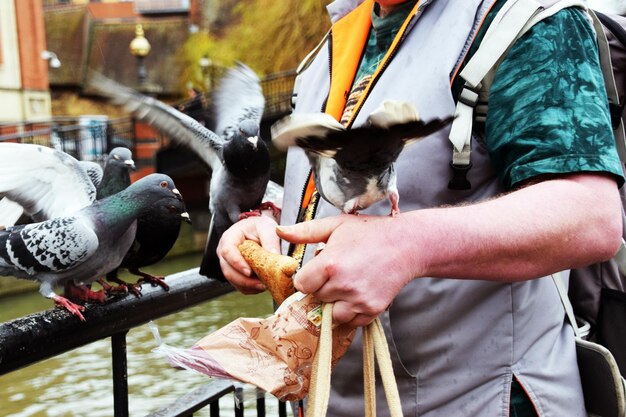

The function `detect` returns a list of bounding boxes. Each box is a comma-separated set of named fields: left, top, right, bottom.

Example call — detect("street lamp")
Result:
left=41, top=50, right=61, bottom=68
left=129, top=24, right=151, bottom=86
left=198, top=54, right=212, bottom=90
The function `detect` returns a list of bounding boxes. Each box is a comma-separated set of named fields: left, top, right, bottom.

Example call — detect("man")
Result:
left=217, top=0, right=624, bottom=415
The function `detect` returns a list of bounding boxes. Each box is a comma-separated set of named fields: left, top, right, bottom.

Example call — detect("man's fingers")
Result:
left=292, top=255, right=332, bottom=295
left=276, top=216, right=344, bottom=243
left=332, top=301, right=377, bottom=327
left=219, top=253, right=265, bottom=293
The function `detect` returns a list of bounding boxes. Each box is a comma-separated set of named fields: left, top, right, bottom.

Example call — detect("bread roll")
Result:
left=238, top=240, right=298, bottom=305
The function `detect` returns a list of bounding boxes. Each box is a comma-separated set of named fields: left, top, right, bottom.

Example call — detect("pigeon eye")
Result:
left=114, top=155, right=120, bottom=160
left=160, top=181, right=168, bottom=188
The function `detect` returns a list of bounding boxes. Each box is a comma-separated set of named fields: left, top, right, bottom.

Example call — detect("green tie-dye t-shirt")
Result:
left=485, top=7, right=624, bottom=189
left=366, top=4, right=624, bottom=190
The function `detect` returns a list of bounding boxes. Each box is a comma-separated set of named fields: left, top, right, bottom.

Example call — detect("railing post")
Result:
left=112, top=331, right=129, bottom=417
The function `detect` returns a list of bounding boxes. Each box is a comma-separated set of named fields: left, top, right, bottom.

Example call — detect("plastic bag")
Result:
left=152, top=292, right=356, bottom=401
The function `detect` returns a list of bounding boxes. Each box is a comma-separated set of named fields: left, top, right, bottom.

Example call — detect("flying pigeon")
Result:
left=88, top=65, right=272, bottom=281
left=271, top=100, right=454, bottom=215
left=0, top=173, right=185, bottom=321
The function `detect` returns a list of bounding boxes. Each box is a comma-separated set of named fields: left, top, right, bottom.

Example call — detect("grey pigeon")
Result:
left=96, top=147, right=135, bottom=199
left=0, top=144, right=134, bottom=228
left=106, top=195, right=191, bottom=296
left=0, top=143, right=99, bottom=224
left=89, top=65, right=271, bottom=281
left=272, top=100, right=454, bottom=215
left=79, top=160, right=104, bottom=189
left=0, top=173, right=185, bottom=321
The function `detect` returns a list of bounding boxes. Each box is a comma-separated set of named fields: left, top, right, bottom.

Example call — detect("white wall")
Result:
left=0, top=0, right=21, bottom=90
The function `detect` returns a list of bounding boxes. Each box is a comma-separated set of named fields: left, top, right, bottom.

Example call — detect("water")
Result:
left=0, top=253, right=281, bottom=417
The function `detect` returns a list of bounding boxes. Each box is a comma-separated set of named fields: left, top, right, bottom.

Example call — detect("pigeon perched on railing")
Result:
left=89, top=64, right=272, bottom=281
left=96, top=147, right=135, bottom=199
left=0, top=173, right=185, bottom=321
left=105, top=193, right=191, bottom=296
left=272, top=100, right=454, bottom=215
left=0, top=144, right=134, bottom=226
left=0, top=143, right=101, bottom=225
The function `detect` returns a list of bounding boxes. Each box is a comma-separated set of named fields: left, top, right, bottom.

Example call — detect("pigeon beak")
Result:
left=172, top=188, right=183, bottom=201
left=181, top=212, right=192, bottom=224
left=247, top=136, right=259, bottom=150
left=125, top=159, right=136, bottom=171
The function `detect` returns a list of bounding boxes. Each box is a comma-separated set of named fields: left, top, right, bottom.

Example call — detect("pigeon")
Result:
left=79, top=160, right=104, bottom=189
left=105, top=192, right=191, bottom=296
left=0, top=143, right=100, bottom=224
left=88, top=65, right=272, bottom=281
left=271, top=100, right=454, bottom=215
left=96, top=147, right=135, bottom=199
left=0, top=144, right=135, bottom=227
left=0, top=173, right=185, bottom=321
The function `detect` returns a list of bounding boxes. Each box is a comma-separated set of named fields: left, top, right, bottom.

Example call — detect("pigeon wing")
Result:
left=0, top=198, right=25, bottom=227
left=0, top=143, right=96, bottom=222
left=271, top=113, right=346, bottom=153
left=89, top=72, right=224, bottom=171
left=0, top=216, right=98, bottom=275
left=79, top=161, right=104, bottom=188
left=314, top=117, right=455, bottom=173
left=212, top=62, right=265, bottom=140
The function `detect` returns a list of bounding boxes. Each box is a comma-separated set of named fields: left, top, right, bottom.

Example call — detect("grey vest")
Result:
left=282, top=0, right=585, bottom=415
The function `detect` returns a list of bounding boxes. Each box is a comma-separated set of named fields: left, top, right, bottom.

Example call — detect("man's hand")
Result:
left=277, top=214, right=416, bottom=327
left=217, top=216, right=280, bottom=294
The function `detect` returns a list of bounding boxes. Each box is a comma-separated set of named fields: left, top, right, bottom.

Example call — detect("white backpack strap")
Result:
left=552, top=271, right=583, bottom=339
left=449, top=0, right=544, bottom=189
left=448, top=0, right=586, bottom=190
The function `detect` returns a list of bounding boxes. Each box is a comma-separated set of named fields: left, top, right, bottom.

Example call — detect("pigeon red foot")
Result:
left=104, top=271, right=143, bottom=298
left=238, top=201, right=282, bottom=221
left=64, top=281, right=107, bottom=304
left=97, top=278, right=131, bottom=296
left=131, top=268, right=170, bottom=291
left=52, top=295, right=86, bottom=321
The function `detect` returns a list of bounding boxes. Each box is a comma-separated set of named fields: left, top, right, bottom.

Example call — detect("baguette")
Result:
left=238, top=240, right=298, bottom=305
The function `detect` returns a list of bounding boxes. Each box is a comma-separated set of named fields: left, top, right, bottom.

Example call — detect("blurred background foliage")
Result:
left=179, top=0, right=333, bottom=92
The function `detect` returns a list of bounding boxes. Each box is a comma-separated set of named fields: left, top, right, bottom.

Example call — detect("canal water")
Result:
left=0, top=253, right=280, bottom=417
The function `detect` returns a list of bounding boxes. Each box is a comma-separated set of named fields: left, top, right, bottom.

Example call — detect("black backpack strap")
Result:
left=594, top=11, right=626, bottom=129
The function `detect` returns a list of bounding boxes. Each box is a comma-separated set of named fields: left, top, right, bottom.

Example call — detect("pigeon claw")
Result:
left=389, top=192, right=400, bottom=217
left=97, top=278, right=129, bottom=296
left=53, top=295, right=86, bottom=321
left=238, top=202, right=282, bottom=222
left=131, top=269, right=170, bottom=291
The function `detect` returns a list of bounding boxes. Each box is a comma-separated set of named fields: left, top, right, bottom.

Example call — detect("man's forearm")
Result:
left=400, top=173, right=622, bottom=282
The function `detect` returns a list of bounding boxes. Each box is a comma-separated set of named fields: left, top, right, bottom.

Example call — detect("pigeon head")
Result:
left=108, top=147, right=136, bottom=171
left=99, top=173, right=184, bottom=218
left=221, top=123, right=270, bottom=180
left=97, top=147, right=136, bottom=199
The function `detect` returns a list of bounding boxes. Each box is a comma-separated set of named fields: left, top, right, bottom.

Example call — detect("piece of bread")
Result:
left=238, top=240, right=299, bottom=305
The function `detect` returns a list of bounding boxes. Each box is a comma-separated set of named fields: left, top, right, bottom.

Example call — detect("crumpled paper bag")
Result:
left=155, top=292, right=355, bottom=401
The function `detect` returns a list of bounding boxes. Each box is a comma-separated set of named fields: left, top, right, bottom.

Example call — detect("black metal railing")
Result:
left=0, top=269, right=288, bottom=417
left=0, top=117, right=136, bottom=163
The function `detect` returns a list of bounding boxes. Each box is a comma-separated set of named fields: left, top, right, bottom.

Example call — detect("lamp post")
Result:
left=41, top=50, right=61, bottom=68
left=198, top=54, right=212, bottom=91
left=129, top=24, right=151, bottom=87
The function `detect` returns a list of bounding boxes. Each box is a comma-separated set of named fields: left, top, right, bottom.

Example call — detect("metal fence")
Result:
left=0, top=117, right=136, bottom=164
left=0, top=269, right=289, bottom=417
